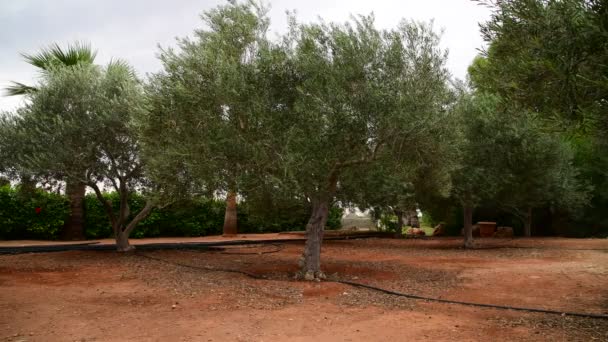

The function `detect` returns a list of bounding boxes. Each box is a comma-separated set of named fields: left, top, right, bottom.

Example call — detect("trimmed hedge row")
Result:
left=0, top=186, right=70, bottom=239
left=0, top=185, right=342, bottom=240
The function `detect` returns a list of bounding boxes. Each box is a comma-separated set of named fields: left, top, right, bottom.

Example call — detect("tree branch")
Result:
left=336, top=140, right=385, bottom=168
left=88, top=181, right=117, bottom=231
left=108, top=176, right=120, bottom=194
left=502, top=204, right=524, bottom=220
left=124, top=200, right=155, bottom=236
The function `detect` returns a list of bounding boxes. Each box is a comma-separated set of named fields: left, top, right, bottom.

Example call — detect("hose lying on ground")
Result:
left=0, top=234, right=386, bottom=255
left=1, top=235, right=605, bottom=255
left=136, top=252, right=264, bottom=279
left=335, top=279, right=608, bottom=320
left=3, top=235, right=606, bottom=319
left=215, top=243, right=284, bottom=255
left=135, top=252, right=608, bottom=321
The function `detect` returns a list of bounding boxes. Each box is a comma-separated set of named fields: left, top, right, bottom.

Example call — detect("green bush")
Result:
left=237, top=197, right=343, bottom=232
left=0, top=186, right=344, bottom=240
left=0, top=185, right=69, bottom=240
left=83, top=193, right=112, bottom=239
left=326, top=206, right=344, bottom=230
left=83, top=193, right=227, bottom=239
left=375, top=212, right=399, bottom=232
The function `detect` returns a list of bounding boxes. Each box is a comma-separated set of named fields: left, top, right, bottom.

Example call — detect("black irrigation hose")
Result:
left=135, top=252, right=264, bottom=279
left=1, top=234, right=604, bottom=255
left=335, top=279, right=608, bottom=320
left=0, top=242, right=105, bottom=254
left=216, top=243, right=285, bottom=255
left=413, top=237, right=608, bottom=251
left=0, top=234, right=387, bottom=255
left=407, top=237, right=608, bottom=251
left=494, top=246, right=608, bottom=251
left=134, top=252, right=608, bottom=321
left=3, top=236, right=607, bottom=319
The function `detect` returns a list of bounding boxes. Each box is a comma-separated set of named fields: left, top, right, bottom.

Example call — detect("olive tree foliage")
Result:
left=0, top=113, right=22, bottom=179
left=140, top=4, right=452, bottom=277
left=3, top=42, right=98, bottom=239
left=450, top=92, right=505, bottom=247
left=470, top=0, right=607, bottom=230
left=493, top=117, right=591, bottom=237
left=338, top=142, right=457, bottom=232
left=339, top=162, right=419, bottom=231
left=471, top=0, right=607, bottom=126
left=451, top=90, right=590, bottom=246
left=140, top=0, right=273, bottom=235
left=8, top=62, right=153, bottom=251
left=1, top=108, right=75, bottom=195
left=267, top=16, right=452, bottom=279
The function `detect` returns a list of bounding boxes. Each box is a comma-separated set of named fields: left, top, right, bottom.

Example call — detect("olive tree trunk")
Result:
left=408, top=209, right=420, bottom=228
left=223, top=191, right=238, bottom=236
left=88, top=181, right=154, bottom=252
left=394, top=209, right=404, bottom=233
left=116, top=230, right=133, bottom=252
left=463, top=205, right=474, bottom=249
left=62, top=180, right=86, bottom=240
left=523, top=206, right=532, bottom=237
left=113, top=201, right=154, bottom=252
left=299, top=198, right=330, bottom=281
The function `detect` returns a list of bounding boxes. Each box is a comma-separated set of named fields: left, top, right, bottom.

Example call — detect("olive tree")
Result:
left=452, top=90, right=589, bottom=245
left=10, top=62, right=153, bottom=251
left=3, top=42, right=98, bottom=240
left=142, top=0, right=271, bottom=236
left=338, top=146, right=456, bottom=232
left=339, top=162, right=419, bottom=232
left=450, top=92, right=508, bottom=247
left=470, top=0, right=607, bottom=232
left=141, top=5, right=452, bottom=277
left=493, top=118, right=590, bottom=237
left=269, top=16, right=452, bottom=279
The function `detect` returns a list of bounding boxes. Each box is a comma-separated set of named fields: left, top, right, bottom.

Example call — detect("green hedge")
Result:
left=0, top=185, right=70, bottom=239
left=83, top=193, right=228, bottom=239
left=0, top=185, right=342, bottom=240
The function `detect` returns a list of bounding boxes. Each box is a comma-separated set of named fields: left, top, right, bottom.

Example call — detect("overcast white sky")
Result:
left=0, top=0, right=490, bottom=111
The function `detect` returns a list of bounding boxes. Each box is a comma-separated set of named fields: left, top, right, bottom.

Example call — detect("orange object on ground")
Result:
left=477, top=221, right=497, bottom=237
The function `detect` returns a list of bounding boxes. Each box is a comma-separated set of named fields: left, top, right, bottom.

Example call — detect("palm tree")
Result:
left=5, top=42, right=97, bottom=240
left=6, top=42, right=96, bottom=95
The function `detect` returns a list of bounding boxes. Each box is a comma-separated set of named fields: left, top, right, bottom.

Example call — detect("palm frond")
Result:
left=5, top=41, right=97, bottom=97
left=21, top=41, right=97, bottom=71
left=4, top=81, right=38, bottom=96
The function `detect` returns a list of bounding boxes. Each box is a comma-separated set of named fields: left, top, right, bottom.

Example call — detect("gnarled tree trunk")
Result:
left=223, top=191, right=238, bottom=236
left=463, top=205, right=474, bottom=249
left=298, top=169, right=339, bottom=281
left=62, top=180, right=86, bottom=240
left=523, top=206, right=532, bottom=237
left=116, top=230, right=134, bottom=252
left=88, top=181, right=154, bottom=252
left=299, top=198, right=330, bottom=281
left=113, top=200, right=154, bottom=252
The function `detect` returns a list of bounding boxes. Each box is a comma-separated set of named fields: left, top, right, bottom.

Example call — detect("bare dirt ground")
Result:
left=1, top=237, right=607, bottom=341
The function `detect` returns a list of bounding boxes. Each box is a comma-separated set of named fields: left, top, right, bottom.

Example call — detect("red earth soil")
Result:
left=1, top=237, right=607, bottom=341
